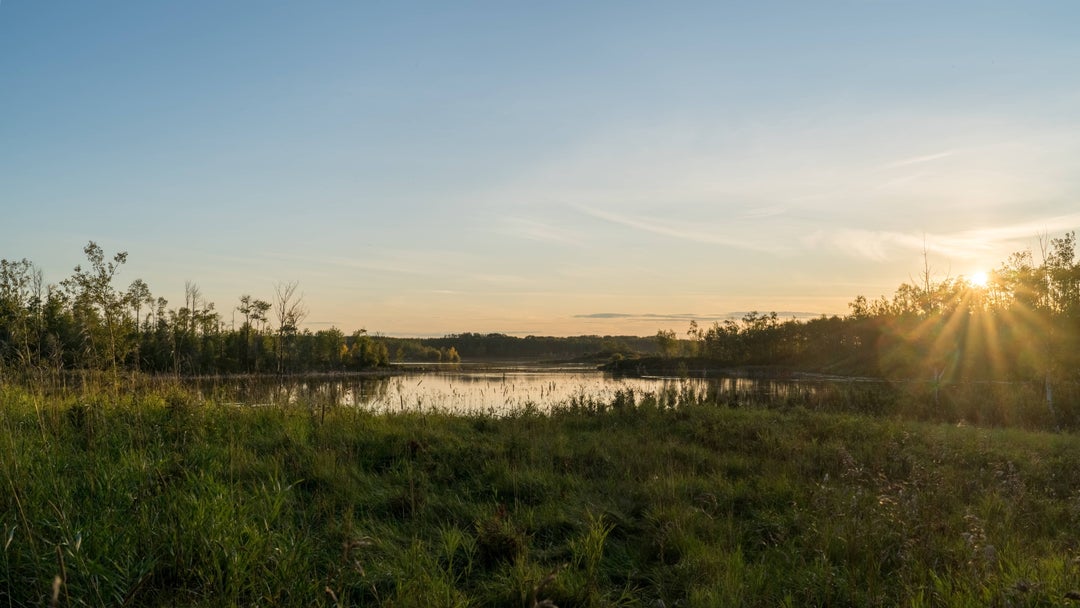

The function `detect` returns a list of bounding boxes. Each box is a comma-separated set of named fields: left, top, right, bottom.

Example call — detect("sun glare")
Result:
left=970, top=271, right=989, bottom=287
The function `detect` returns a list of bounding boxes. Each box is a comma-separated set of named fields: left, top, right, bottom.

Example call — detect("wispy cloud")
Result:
left=575, top=313, right=634, bottom=319
left=957, top=213, right=1080, bottom=242
left=574, top=311, right=822, bottom=322
left=500, top=217, right=582, bottom=246
left=573, top=203, right=1080, bottom=265
left=875, top=171, right=932, bottom=190
left=881, top=150, right=957, bottom=169
left=740, top=205, right=788, bottom=219
left=254, top=248, right=480, bottom=278
left=575, top=205, right=783, bottom=253
left=813, top=213, right=1080, bottom=261
left=469, top=273, right=531, bottom=285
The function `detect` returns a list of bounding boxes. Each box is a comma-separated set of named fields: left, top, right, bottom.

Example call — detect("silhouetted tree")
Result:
left=274, top=281, right=307, bottom=374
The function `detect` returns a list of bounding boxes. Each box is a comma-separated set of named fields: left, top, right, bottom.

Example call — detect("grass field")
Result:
left=2, top=384, right=1080, bottom=606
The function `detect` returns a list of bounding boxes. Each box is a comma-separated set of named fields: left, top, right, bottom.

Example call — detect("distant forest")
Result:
left=1, top=234, right=1079, bottom=387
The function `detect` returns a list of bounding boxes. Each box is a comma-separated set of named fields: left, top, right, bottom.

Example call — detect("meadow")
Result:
left=2, top=383, right=1080, bottom=606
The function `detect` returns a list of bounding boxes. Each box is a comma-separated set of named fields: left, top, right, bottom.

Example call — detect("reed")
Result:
left=1, top=383, right=1080, bottom=606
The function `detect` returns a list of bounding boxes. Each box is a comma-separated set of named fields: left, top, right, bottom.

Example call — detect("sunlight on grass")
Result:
left=2, top=385, right=1080, bottom=605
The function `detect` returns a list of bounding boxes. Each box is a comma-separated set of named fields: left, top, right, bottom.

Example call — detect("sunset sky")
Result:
left=2, top=2, right=1079, bottom=336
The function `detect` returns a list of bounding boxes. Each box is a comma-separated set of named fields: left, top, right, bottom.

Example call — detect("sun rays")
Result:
left=873, top=264, right=1059, bottom=389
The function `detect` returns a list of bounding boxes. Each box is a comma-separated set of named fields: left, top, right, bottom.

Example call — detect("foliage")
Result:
left=648, top=232, right=1080, bottom=391
left=0, top=243, right=395, bottom=378
left=0, top=243, right=660, bottom=379
left=5, top=233, right=1080, bottom=389
left=392, top=333, right=659, bottom=361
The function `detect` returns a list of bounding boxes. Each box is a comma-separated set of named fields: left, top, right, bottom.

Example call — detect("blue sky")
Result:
left=3, top=2, right=1079, bottom=336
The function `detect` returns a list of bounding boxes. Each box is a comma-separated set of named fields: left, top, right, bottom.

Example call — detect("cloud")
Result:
left=740, top=205, right=788, bottom=219
left=816, top=213, right=1080, bottom=262
left=571, top=203, right=1080, bottom=265
left=574, top=311, right=822, bottom=322
left=255, top=248, right=487, bottom=279
left=575, top=313, right=634, bottom=319
left=881, top=150, right=957, bottom=169
left=501, top=217, right=582, bottom=246
left=575, top=205, right=784, bottom=253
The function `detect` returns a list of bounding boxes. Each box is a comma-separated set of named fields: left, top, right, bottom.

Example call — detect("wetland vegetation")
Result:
left=1, top=236, right=1080, bottom=606
left=5, top=385, right=1080, bottom=606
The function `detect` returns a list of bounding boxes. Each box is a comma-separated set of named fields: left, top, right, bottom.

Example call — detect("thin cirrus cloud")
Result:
left=203, top=248, right=529, bottom=301
left=809, top=213, right=1080, bottom=262
left=500, top=217, right=583, bottom=246
left=574, top=205, right=785, bottom=253
left=573, top=200, right=1080, bottom=266
left=575, top=312, right=822, bottom=321
left=880, top=149, right=958, bottom=170
left=255, top=249, right=478, bottom=278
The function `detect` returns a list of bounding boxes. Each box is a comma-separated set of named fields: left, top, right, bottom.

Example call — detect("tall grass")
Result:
left=2, top=383, right=1080, bottom=606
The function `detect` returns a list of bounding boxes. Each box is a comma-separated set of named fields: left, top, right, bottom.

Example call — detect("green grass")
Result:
left=2, top=384, right=1080, bottom=606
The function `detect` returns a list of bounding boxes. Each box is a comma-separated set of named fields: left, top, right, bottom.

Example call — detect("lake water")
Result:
left=191, top=363, right=848, bottom=414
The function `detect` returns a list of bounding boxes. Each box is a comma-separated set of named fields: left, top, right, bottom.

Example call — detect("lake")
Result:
left=187, top=362, right=856, bottom=414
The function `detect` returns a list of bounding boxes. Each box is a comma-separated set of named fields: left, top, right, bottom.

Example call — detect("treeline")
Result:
left=9, top=232, right=1079, bottom=388
left=370, top=334, right=655, bottom=364
left=379, top=338, right=462, bottom=363
left=405, top=333, right=658, bottom=361
left=0, top=242, right=391, bottom=380
left=0, top=243, right=656, bottom=382
left=656, top=232, right=1080, bottom=388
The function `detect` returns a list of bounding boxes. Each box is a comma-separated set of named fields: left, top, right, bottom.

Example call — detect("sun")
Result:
left=970, top=271, right=989, bottom=288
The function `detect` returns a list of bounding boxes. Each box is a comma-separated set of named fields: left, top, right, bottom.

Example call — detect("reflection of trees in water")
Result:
left=184, top=375, right=392, bottom=407
left=266, top=376, right=394, bottom=408
left=174, top=371, right=853, bottom=413
left=344, top=377, right=391, bottom=407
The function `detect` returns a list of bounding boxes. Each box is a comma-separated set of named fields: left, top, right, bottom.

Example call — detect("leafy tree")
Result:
left=0, top=258, right=38, bottom=371
left=237, top=294, right=271, bottom=371
left=349, top=329, right=389, bottom=368
left=61, top=242, right=130, bottom=384
left=655, top=329, right=679, bottom=358
left=126, top=279, right=153, bottom=371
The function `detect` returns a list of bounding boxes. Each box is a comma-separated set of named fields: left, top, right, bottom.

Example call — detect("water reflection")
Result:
left=181, top=364, right=861, bottom=414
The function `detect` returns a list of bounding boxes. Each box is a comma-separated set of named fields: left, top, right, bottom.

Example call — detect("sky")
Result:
left=2, top=2, right=1079, bottom=337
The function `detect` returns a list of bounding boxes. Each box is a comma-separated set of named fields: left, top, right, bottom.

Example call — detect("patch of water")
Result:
left=189, top=363, right=835, bottom=414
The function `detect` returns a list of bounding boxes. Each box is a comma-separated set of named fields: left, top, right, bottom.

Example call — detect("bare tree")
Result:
left=273, top=281, right=307, bottom=374
left=184, top=281, right=202, bottom=336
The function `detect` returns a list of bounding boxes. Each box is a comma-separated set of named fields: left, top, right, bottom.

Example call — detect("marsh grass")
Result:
left=2, top=383, right=1080, bottom=606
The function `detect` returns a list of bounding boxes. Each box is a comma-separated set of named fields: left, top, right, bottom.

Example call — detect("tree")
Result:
left=273, top=281, right=308, bottom=374
left=655, top=329, right=679, bottom=358
left=313, top=327, right=346, bottom=369
left=0, top=259, right=35, bottom=369
left=126, top=279, right=152, bottom=371
left=61, top=242, right=129, bottom=384
left=184, top=281, right=202, bottom=337
left=685, top=320, right=703, bottom=357
left=237, top=294, right=271, bottom=371
left=349, top=329, right=389, bottom=368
